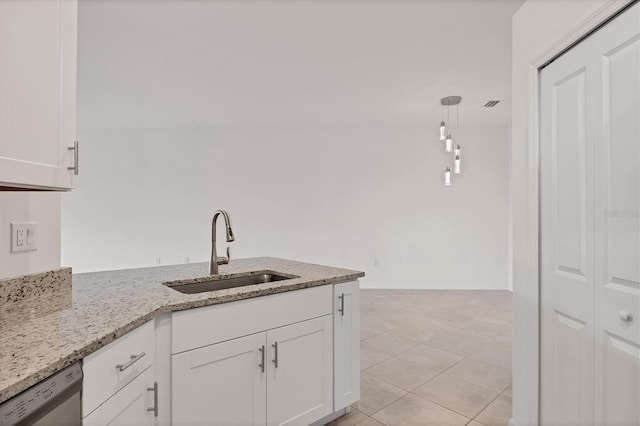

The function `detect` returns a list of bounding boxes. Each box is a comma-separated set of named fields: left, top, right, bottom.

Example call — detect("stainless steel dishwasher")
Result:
left=0, top=362, right=82, bottom=426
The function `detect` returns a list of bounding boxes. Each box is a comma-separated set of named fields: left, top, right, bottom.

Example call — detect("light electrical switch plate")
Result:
left=10, top=222, right=38, bottom=253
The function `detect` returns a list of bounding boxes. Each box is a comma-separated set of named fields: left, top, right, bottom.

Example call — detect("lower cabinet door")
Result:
left=266, top=315, right=333, bottom=426
left=334, top=281, right=361, bottom=409
left=83, top=366, right=156, bottom=426
left=171, top=332, right=267, bottom=426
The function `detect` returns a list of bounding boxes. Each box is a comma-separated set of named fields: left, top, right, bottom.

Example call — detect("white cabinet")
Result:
left=333, top=281, right=360, bottom=409
left=83, top=320, right=157, bottom=426
left=84, top=282, right=359, bottom=426
left=172, top=333, right=267, bottom=426
left=0, top=0, right=78, bottom=190
left=83, top=367, right=157, bottom=426
left=267, top=316, right=333, bottom=426
left=172, top=316, right=333, bottom=426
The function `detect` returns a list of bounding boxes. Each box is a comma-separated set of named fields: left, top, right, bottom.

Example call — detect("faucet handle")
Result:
left=215, top=247, right=231, bottom=266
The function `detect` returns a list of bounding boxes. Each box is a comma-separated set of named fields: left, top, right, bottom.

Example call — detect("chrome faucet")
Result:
left=210, top=210, right=235, bottom=275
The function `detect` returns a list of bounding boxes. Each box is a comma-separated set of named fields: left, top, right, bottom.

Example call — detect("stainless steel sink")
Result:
left=164, top=271, right=298, bottom=295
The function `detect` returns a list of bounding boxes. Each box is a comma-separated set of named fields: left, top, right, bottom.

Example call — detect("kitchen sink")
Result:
left=164, top=271, right=298, bottom=294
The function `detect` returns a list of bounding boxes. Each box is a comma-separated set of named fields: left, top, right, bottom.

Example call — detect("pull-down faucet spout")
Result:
left=210, top=210, right=234, bottom=275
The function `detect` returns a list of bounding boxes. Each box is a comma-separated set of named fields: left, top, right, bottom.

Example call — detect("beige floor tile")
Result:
left=361, top=342, right=394, bottom=370
left=364, top=333, right=418, bottom=356
left=425, top=331, right=495, bottom=357
left=354, top=373, right=407, bottom=416
left=365, top=357, right=439, bottom=391
left=385, top=322, right=441, bottom=344
left=467, top=421, right=486, bottom=426
left=468, top=341, right=512, bottom=370
left=445, top=358, right=512, bottom=393
left=420, top=312, right=476, bottom=333
left=361, top=325, right=385, bottom=341
left=372, top=393, right=470, bottom=426
left=328, top=408, right=368, bottom=426
left=398, top=344, right=463, bottom=372
left=413, top=374, right=500, bottom=418
left=474, top=393, right=512, bottom=426
left=356, top=417, right=385, bottom=426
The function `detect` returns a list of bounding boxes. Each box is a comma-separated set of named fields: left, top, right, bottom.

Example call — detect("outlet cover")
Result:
left=11, top=222, right=38, bottom=253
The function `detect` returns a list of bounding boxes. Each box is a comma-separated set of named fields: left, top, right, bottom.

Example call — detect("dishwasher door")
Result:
left=0, top=363, right=83, bottom=426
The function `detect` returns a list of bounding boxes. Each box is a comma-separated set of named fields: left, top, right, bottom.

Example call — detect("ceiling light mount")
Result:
left=440, top=96, right=462, bottom=106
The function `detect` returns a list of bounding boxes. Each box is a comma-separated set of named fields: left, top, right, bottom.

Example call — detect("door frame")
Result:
left=521, top=1, right=636, bottom=424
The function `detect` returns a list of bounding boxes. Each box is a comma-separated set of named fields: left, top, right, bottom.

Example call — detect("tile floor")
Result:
left=330, top=289, right=512, bottom=426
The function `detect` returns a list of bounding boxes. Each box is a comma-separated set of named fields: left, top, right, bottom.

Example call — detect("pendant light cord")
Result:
left=456, top=103, right=459, bottom=145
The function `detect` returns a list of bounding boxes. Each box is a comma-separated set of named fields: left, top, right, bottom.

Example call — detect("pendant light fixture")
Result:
left=439, top=96, right=463, bottom=185
left=439, top=105, right=446, bottom=142
left=444, top=166, right=452, bottom=186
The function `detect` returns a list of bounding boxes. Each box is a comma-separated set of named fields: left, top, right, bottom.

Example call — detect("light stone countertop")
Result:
left=0, top=257, right=364, bottom=404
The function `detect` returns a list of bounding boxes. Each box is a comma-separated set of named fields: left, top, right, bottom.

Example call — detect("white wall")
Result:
left=61, top=0, right=512, bottom=289
left=511, top=1, right=626, bottom=424
left=62, top=124, right=509, bottom=289
left=0, top=193, right=61, bottom=279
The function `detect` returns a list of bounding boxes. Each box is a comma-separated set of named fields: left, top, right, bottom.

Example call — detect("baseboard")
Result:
left=310, top=407, right=349, bottom=426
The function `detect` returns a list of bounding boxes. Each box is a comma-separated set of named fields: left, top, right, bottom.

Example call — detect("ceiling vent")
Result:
left=483, top=100, right=501, bottom=107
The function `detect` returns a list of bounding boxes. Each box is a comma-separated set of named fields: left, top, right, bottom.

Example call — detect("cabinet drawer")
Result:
left=172, top=285, right=332, bottom=354
left=83, top=321, right=155, bottom=417
left=83, top=365, right=156, bottom=426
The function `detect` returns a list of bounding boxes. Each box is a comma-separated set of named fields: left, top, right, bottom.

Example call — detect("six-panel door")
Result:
left=172, top=332, right=267, bottom=426
left=266, top=315, right=333, bottom=426
left=540, top=3, right=640, bottom=424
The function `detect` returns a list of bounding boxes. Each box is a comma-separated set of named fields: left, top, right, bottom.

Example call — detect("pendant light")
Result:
left=439, top=105, right=446, bottom=141
left=444, top=167, right=452, bottom=186
left=438, top=96, right=463, bottom=185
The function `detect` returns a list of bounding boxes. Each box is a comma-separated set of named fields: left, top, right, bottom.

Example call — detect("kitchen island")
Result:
left=0, top=257, right=363, bottom=425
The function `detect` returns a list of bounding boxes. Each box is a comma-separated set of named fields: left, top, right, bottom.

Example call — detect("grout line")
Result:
left=471, top=383, right=512, bottom=422
left=408, top=391, right=473, bottom=422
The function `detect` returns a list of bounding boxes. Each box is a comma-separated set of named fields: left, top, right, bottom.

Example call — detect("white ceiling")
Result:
left=78, top=0, right=525, bottom=130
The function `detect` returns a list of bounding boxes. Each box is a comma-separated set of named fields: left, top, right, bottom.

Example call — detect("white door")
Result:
left=171, top=332, right=267, bottom=426
left=540, top=31, right=595, bottom=426
left=266, top=315, right=333, bottom=426
left=83, top=366, right=155, bottom=426
left=592, top=5, right=640, bottom=425
left=334, top=281, right=360, bottom=410
left=0, top=0, right=77, bottom=190
left=540, top=3, right=640, bottom=425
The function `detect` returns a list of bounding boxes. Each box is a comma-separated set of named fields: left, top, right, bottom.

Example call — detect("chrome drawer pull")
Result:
left=272, top=342, right=278, bottom=368
left=147, top=382, right=158, bottom=417
left=115, top=352, right=146, bottom=372
left=68, top=140, right=79, bottom=175
left=259, top=345, right=265, bottom=373
left=338, top=293, right=345, bottom=316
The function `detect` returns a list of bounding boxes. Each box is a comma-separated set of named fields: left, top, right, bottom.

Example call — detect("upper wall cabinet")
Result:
left=0, top=0, right=78, bottom=190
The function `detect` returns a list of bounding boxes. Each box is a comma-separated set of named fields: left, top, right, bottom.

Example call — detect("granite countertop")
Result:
left=0, top=257, right=364, bottom=404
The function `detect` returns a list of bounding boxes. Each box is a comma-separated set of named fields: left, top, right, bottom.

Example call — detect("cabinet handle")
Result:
left=259, top=345, right=265, bottom=373
left=338, top=293, right=345, bottom=316
left=147, top=382, right=158, bottom=417
left=115, top=352, right=146, bottom=372
left=272, top=342, right=278, bottom=368
left=619, top=310, right=634, bottom=323
left=67, top=140, right=79, bottom=175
